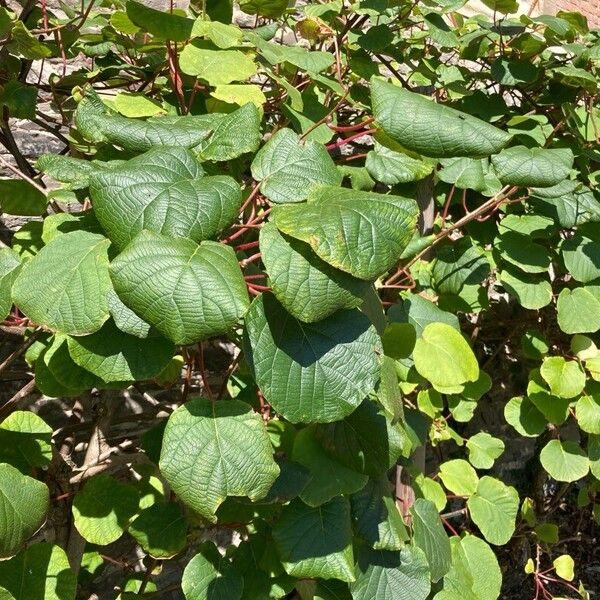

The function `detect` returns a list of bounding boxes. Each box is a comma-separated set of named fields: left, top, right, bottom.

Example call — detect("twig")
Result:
left=0, top=379, right=36, bottom=420
left=0, top=328, right=41, bottom=377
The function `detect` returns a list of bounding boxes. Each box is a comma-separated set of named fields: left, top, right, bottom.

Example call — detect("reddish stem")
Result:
left=328, top=117, right=374, bottom=132
left=235, top=240, right=260, bottom=252
left=326, top=128, right=378, bottom=151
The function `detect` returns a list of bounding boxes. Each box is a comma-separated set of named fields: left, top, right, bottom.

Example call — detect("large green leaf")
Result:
left=12, top=231, right=112, bottom=336
left=350, top=476, right=408, bottom=551
left=371, top=78, right=511, bottom=158
left=562, top=235, right=600, bottom=283
left=467, top=476, right=519, bottom=545
left=0, top=463, right=49, bottom=558
left=0, top=543, right=76, bottom=600
left=539, top=439, right=590, bottom=482
left=72, top=474, right=138, bottom=545
left=350, top=546, right=430, bottom=600
left=504, top=396, right=546, bottom=437
left=260, top=222, right=369, bottom=323
left=89, top=147, right=241, bottom=250
left=273, top=497, right=355, bottom=582
left=315, top=399, right=406, bottom=476
left=499, top=268, right=552, bottom=310
left=496, top=232, right=551, bottom=274
left=75, top=88, right=215, bottom=151
left=436, top=535, right=502, bottom=600
left=0, top=248, right=21, bottom=320
left=413, top=323, right=479, bottom=394
left=244, top=293, right=381, bottom=423
left=576, top=394, right=600, bottom=434
left=273, top=186, right=418, bottom=280
left=66, top=320, right=174, bottom=383
left=182, top=543, right=243, bottom=600
left=557, top=286, right=600, bottom=334
left=491, top=146, right=573, bottom=187
left=159, top=397, right=279, bottom=522
left=466, top=432, right=505, bottom=469
left=251, top=128, right=341, bottom=203
left=129, top=502, right=187, bottom=559
left=0, top=411, right=52, bottom=473
left=410, top=499, right=451, bottom=582
left=110, top=231, right=249, bottom=345
left=126, top=0, right=193, bottom=41
left=388, top=294, right=459, bottom=336
left=180, top=46, right=257, bottom=85
left=36, top=154, right=108, bottom=190
left=239, top=0, right=289, bottom=17
left=439, top=459, right=479, bottom=496
left=540, top=356, right=585, bottom=399
left=291, top=427, right=367, bottom=507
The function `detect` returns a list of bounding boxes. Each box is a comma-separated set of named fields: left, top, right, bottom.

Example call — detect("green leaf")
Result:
left=438, top=157, right=500, bottom=194
left=126, top=0, right=193, bottom=41
left=466, top=432, right=505, bottom=469
left=504, top=396, right=546, bottom=437
left=244, top=293, right=381, bottom=423
left=211, top=84, right=266, bottom=108
left=0, top=463, right=49, bottom=558
left=0, top=80, right=37, bottom=120
left=413, top=323, right=479, bottom=394
left=113, top=92, right=165, bottom=118
left=43, top=335, right=102, bottom=391
left=89, top=147, right=241, bottom=250
left=350, top=475, right=408, bottom=551
left=191, top=19, right=243, bottom=48
left=110, top=231, right=249, bottom=345
left=0, top=543, right=77, bottom=600
left=291, top=426, right=367, bottom=507
left=467, top=476, right=519, bottom=545
left=436, top=535, right=502, bottom=600
left=381, top=322, right=416, bottom=360
left=499, top=268, right=552, bottom=310
left=496, top=232, right=551, bottom=274
left=129, top=502, right=187, bottom=559
left=196, top=103, right=262, bottom=162
left=432, top=240, right=490, bottom=295
left=36, top=155, right=105, bottom=190
left=251, top=128, right=341, bottom=203
left=410, top=498, right=451, bottom=582
left=239, top=0, right=289, bottom=17
left=67, top=320, right=174, bottom=383
left=253, top=36, right=335, bottom=72
left=527, top=369, right=570, bottom=425
left=557, top=287, right=600, bottom=334
left=553, top=554, right=575, bottom=582
left=388, top=294, right=459, bottom=337
left=315, top=399, right=406, bottom=476
left=0, top=179, right=46, bottom=216
left=350, top=546, right=431, bottom=600
left=0, top=248, right=21, bottom=320
left=366, top=143, right=434, bottom=185
left=371, top=78, right=511, bottom=158
left=571, top=334, right=598, bottom=360
left=159, top=397, right=279, bottom=522
left=7, top=22, right=53, bottom=60
left=273, top=497, right=355, bottom=582
left=273, top=186, right=418, bottom=280
left=107, top=289, right=152, bottom=339
left=481, top=0, right=518, bottom=12
left=562, top=235, right=600, bottom=283
left=72, top=474, right=138, bottom=545
left=539, top=440, right=590, bottom=482
left=439, top=459, right=479, bottom=495
left=491, top=146, right=573, bottom=187
left=490, top=57, right=540, bottom=85
left=75, top=88, right=214, bottom=152
left=540, top=356, right=586, bottom=399
left=12, top=231, right=111, bottom=335
left=182, top=543, right=243, bottom=600
left=0, top=411, right=52, bottom=473
left=180, top=46, right=256, bottom=85
left=576, top=394, right=600, bottom=434
left=260, top=221, right=369, bottom=323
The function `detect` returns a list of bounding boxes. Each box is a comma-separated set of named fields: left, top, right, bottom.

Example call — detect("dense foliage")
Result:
left=0, top=0, right=599, bottom=598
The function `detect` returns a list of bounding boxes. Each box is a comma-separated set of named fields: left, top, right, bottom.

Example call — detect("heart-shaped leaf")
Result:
left=110, top=231, right=249, bottom=345
left=244, top=293, right=381, bottom=423
left=12, top=231, right=112, bottom=336
left=251, top=128, right=341, bottom=203
left=90, top=147, right=241, bottom=250
left=159, top=397, right=279, bottom=521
